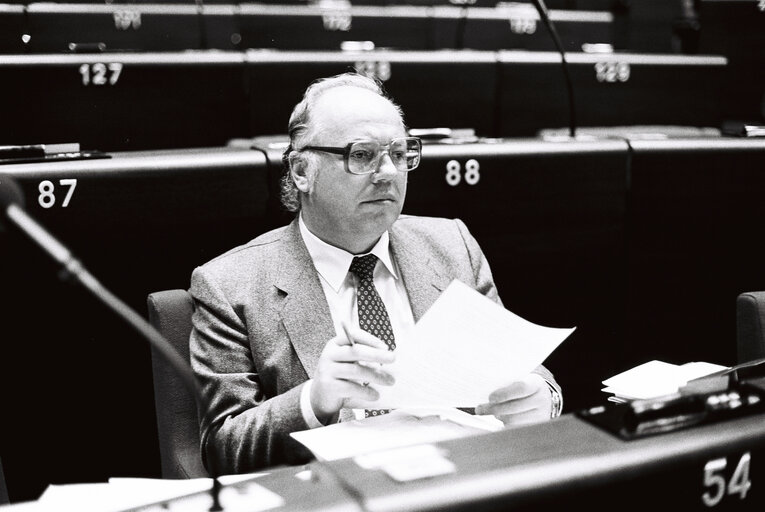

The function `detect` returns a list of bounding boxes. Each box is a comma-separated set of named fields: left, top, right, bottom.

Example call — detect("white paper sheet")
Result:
left=350, top=279, right=575, bottom=409
left=602, top=360, right=729, bottom=400
left=290, top=407, right=500, bottom=461
left=30, top=474, right=282, bottom=512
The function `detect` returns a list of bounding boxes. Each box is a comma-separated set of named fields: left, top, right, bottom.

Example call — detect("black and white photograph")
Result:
left=1, top=0, right=764, bottom=510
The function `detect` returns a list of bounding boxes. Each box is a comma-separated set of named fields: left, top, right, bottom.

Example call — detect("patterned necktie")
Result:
left=349, top=254, right=395, bottom=417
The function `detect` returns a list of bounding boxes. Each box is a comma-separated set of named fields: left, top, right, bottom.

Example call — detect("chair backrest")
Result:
left=736, top=291, right=765, bottom=364
left=0, top=456, right=9, bottom=505
left=147, top=289, right=208, bottom=479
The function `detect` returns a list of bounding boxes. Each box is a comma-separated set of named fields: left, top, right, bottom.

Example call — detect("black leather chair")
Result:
left=0, top=456, right=9, bottom=504
left=147, top=289, right=207, bottom=479
left=736, top=291, right=765, bottom=364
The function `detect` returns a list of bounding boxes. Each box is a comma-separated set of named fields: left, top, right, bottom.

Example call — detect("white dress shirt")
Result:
left=298, top=215, right=415, bottom=427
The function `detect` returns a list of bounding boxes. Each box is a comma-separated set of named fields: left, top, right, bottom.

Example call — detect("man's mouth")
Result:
left=364, top=195, right=397, bottom=203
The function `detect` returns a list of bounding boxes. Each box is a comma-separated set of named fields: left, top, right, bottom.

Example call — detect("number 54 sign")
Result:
left=702, top=452, right=752, bottom=507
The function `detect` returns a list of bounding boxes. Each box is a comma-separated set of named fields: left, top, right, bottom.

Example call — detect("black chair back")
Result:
left=147, top=289, right=207, bottom=479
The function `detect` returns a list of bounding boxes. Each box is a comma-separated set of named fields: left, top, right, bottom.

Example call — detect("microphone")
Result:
left=530, top=0, right=578, bottom=139
left=0, top=174, right=224, bottom=511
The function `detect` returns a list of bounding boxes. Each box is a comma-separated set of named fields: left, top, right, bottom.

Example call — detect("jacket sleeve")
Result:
left=453, top=218, right=563, bottom=403
left=189, top=266, right=313, bottom=474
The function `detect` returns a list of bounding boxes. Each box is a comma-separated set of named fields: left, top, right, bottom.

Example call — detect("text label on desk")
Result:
left=701, top=451, right=752, bottom=507
left=114, top=10, right=141, bottom=31
left=509, top=17, right=537, bottom=35
left=595, top=62, right=631, bottom=83
left=38, top=179, right=78, bottom=209
left=79, top=63, right=123, bottom=86
left=323, top=12, right=351, bottom=31
left=446, top=159, right=481, bottom=186
left=354, top=61, right=391, bottom=82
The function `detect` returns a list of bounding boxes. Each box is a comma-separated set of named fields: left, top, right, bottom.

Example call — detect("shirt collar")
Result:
left=299, top=214, right=399, bottom=293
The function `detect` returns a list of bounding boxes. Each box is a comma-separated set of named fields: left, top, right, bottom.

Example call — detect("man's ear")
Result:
left=289, top=153, right=314, bottom=193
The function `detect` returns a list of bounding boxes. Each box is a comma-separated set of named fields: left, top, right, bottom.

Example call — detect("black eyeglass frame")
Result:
left=297, top=137, right=422, bottom=175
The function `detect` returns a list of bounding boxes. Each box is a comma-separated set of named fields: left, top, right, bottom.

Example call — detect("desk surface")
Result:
left=313, top=411, right=765, bottom=511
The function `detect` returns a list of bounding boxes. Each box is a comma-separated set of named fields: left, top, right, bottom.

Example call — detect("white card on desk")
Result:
left=350, top=279, right=575, bottom=409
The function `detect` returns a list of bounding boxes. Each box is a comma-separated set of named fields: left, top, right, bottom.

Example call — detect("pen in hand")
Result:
left=341, top=321, right=369, bottom=387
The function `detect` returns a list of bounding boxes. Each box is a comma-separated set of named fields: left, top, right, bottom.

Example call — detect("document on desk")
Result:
left=354, top=279, right=576, bottom=409
left=291, top=407, right=502, bottom=462
left=32, top=474, right=282, bottom=512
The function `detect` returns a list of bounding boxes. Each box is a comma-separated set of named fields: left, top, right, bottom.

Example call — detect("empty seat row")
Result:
left=2, top=49, right=754, bottom=152
left=1, top=2, right=615, bottom=53
left=4, top=1, right=754, bottom=56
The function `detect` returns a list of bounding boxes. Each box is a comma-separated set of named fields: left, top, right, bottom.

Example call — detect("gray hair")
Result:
left=280, top=73, right=404, bottom=212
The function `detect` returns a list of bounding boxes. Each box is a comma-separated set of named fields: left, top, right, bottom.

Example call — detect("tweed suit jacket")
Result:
left=189, top=214, right=559, bottom=474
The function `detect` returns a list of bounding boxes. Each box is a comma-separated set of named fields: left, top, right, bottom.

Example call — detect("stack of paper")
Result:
left=602, top=360, right=729, bottom=402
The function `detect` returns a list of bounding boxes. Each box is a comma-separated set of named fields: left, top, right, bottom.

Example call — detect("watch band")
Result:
left=548, top=384, right=563, bottom=418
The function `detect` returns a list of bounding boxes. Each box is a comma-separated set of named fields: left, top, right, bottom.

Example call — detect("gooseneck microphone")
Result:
left=0, top=174, right=224, bottom=511
left=531, top=0, right=578, bottom=139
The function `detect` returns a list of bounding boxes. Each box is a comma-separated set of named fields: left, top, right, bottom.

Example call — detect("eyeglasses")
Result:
left=298, top=137, right=422, bottom=175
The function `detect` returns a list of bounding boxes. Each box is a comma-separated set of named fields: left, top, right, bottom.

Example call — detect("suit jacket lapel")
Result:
left=274, top=219, right=335, bottom=379
left=390, top=222, right=452, bottom=322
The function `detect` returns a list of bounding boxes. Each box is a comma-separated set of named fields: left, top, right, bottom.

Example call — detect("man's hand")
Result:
left=310, top=325, right=395, bottom=423
left=475, top=373, right=552, bottom=427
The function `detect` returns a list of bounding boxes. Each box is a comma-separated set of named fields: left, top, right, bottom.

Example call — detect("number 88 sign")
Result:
left=445, top=159, right=480, bottom=186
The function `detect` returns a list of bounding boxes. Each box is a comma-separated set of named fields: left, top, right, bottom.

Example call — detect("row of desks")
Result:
left=124, top=407, right=765, bottom=511
left=1, top=2, right=614, bottom=53
left=2, top=136, right=765, bottom=501
left=2, top=49, right=752, bottom=151
left=2, top=1, right=760, bottom=55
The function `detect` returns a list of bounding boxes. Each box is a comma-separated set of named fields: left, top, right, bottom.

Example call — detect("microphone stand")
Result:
left=73, top=270, right=224, bottom=511
left=531, top=0, right=578, bottom=139
left=2, top=189, right=224, bottom=511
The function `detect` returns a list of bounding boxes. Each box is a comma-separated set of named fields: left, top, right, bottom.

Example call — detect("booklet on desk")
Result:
left=602, top=360, right=730, bottom=403
left=291, top=280, right=575, bottom=461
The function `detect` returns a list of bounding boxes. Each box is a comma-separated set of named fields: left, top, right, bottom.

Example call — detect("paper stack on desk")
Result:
left=602, top=360, right=730, bottom=402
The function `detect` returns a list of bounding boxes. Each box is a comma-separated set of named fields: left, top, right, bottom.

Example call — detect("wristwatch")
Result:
left=548, top=384, right=563, bottom=418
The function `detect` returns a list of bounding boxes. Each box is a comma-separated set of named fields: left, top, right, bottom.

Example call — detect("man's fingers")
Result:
left=332, top=343, right=395, bottom=365
left=327, top=379, right=382, bottom=403
left=488, top=375, right=543, bottom=403
left=332, top=361, right=395, bottom=386
left=336, top=326, right=390, bottom=351
left=476, top=400, right=539, bottom=417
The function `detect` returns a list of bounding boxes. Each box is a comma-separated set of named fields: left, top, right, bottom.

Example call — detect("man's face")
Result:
left=296, top=86, right=409, bottom=253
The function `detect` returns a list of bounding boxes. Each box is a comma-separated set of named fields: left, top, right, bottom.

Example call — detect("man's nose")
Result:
left=372, top=152, right=398, bottom=182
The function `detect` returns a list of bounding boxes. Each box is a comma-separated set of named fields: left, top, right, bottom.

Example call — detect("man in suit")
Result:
left=190, top=73, right=562, bottom=474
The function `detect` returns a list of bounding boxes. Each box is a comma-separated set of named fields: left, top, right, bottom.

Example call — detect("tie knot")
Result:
left=349, top=254, right=378, bottom=281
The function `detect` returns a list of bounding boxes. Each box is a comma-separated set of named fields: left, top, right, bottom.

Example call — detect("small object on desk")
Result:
left=0, top=143, right=109, bottom=165
left=601, top=360, right=729, bottom=402
left=721, top=121, right=765, bottom=137
left=581, top=376, right=765, bottom=440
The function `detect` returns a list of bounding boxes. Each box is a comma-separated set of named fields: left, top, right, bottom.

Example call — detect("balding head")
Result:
left=281, top=73, right=405, bottom=212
